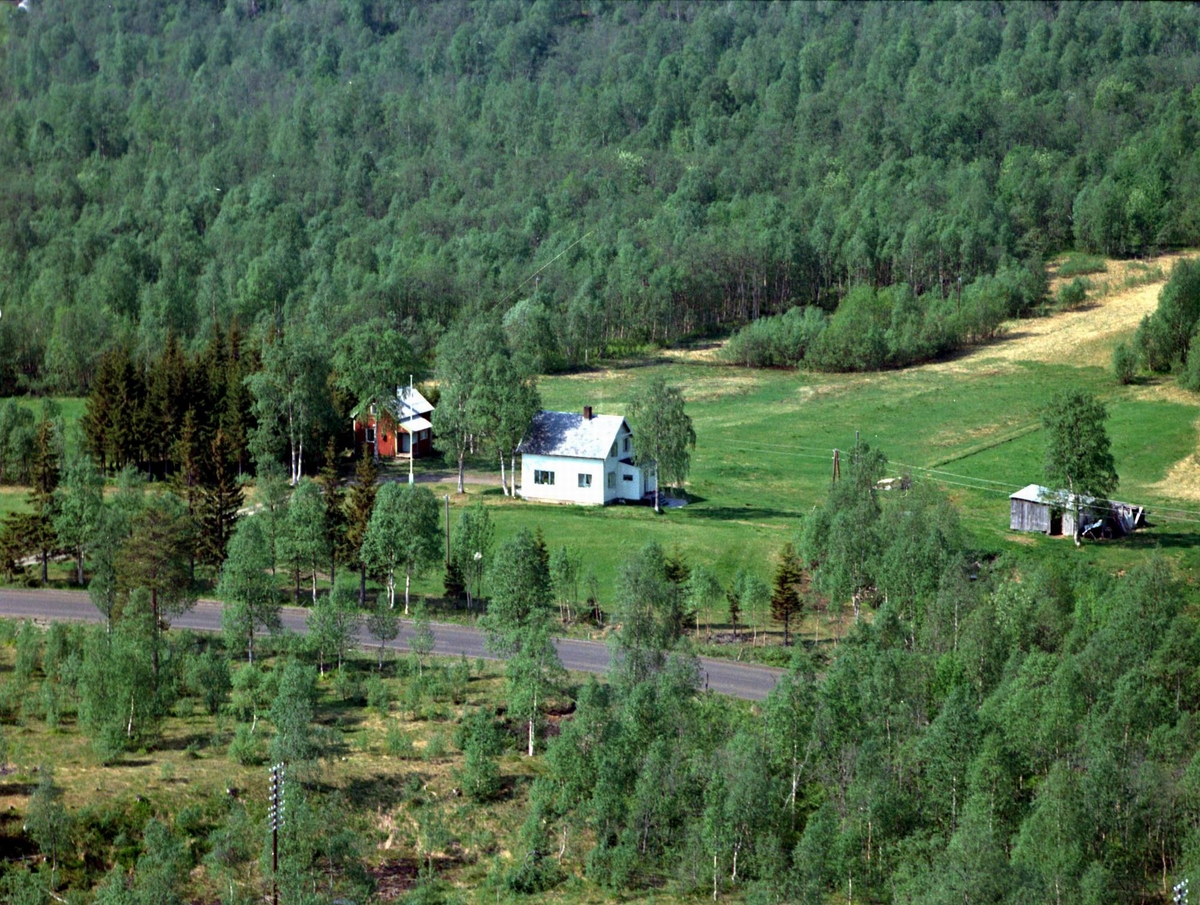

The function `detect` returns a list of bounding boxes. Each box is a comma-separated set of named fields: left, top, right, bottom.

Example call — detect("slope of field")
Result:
left=529, top=249, right=1200, bottom=590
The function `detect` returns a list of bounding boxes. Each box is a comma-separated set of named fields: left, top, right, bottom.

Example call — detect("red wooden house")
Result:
left=351, top=387, right=435, bottom=459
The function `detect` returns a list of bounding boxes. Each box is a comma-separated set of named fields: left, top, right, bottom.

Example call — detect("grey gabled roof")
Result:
left=517, top=411, right=627, bottom=459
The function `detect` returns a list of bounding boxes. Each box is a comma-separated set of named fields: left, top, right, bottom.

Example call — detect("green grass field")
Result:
left=508, top=354, right=1200, bottom=588
left=6, top=263, right=1200, bottom=624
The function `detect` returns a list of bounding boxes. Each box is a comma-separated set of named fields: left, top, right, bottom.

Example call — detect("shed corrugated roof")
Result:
left=517, top=411, right=627, bottom=459
left=1010, top=484, right=1054, bottom=503
left=1010, top=483, right=1131, bottom=510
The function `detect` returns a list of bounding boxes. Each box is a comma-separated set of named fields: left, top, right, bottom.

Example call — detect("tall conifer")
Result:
left=770, top=542, right=804, bottom=646
left=317, top=438, right=346, bottom=584
left=196, top=428, right=242, bottom=569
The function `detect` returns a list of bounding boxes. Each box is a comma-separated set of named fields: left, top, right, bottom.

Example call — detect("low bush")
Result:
left=724, top=266, right=1043, bottom=372
left=1056, top=277, right=1090, bottom=308
left=1112, top=342, right=1138, bottom=385
left=1056, top=252, right=1108, bottom=277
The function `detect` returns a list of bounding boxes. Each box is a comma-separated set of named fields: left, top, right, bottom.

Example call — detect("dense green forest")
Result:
left=5, top=452, right=1200, bottom=903
left=2, top=0, right=1200, bottom=393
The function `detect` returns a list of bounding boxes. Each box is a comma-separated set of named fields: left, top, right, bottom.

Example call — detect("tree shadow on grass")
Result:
left=338, top=772, right=429, bottom=812
left=686, top=504, right=801, bottom=521
left=155, top=731, right=210, bottom=752
left=1117, top=529, right=1200, bottom=550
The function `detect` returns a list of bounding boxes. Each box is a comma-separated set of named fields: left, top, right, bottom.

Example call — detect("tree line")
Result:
left=3, top=1, right=1200, bottom=394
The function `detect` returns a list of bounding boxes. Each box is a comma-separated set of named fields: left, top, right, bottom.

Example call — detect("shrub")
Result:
left=1136, top=259, right=1200, bottom=371
left=228, top=724, right=264, bottom=766
left=1056, top=277, right=1089, bottom=308
left=365, top=675, right=391, bottom=717
left=1112, top=342, right=1138, bottom=385
left=384, top=722, right=414, bottom=758
left=808, top=286, right=890, bottom=371
left=331, top=666, right=363, bottom=703
left=722, top=306, right=827, bottom=368
left=1056, top=252, right=1107, bottom=278
left=1181, top=341, right=1200, bottom=392
left=423, top=731, right=447, bottom=761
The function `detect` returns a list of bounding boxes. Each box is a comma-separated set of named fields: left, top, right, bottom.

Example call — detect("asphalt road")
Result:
left=0, top=588, right=785, bottom=701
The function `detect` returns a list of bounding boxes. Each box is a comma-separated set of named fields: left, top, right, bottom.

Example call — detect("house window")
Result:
left=607, top=472, right=615, bottom=488
left=578, top=473, right=592, bottom=488
left=534, top=470, right=555, bottom=486
left=623, top=437, right=630, bottom=453
left=365, top=427, right=376, bottom=443
left=622, top=473, right=634, bottom=482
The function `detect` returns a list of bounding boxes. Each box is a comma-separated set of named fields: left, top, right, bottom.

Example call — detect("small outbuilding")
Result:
left=351, top=386, right=435, bottom=460
left=1009, top=484, right=1144, bottom=538
left=517, top=406, right=656, bottom=505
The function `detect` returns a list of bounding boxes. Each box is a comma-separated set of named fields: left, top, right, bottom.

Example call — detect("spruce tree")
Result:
left=317, top=438, right=346, bottom=584
left=174, top=410, right=206, bottom=579
left=196, top=428, right=242, bottom=570
left=82, top=347, right=122, bottom=473
left=770, top=542, right=804, bottom=646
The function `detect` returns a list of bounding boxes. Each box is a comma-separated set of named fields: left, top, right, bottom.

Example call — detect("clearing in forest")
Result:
left=936, top=250, right=1196, bottom=372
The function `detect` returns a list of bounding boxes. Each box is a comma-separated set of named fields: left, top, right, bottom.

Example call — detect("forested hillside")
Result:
left=2, top=0, right=1200, bottom=393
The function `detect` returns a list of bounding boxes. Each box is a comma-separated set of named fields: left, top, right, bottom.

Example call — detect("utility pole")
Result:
left=832, top=449, right=841, bottom=486
left=269, top=763, right=285, bottom=905
left=408, top=374, right=415, bottom=486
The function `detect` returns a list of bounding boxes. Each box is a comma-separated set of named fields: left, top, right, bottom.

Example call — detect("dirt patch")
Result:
left=1148, top=435, right=1200, bottom=503
left=929, top=250, right=1197, bottom=372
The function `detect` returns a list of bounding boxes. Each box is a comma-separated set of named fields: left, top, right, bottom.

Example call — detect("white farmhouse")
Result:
left=517, top=407, right=656, bottom=505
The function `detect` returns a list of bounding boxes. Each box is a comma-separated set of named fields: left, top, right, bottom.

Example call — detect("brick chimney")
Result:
left=583, top=405, right=593, bottom=420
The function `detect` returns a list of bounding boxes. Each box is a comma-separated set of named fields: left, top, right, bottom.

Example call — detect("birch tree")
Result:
left=451, top=500, right=493, bottom=611
left=432, top=319, right=505, bottom=493
left=282, top=478, right=327, bottom=603
left=54, top=451, right=105, bottom=586
left=629, top=375, right=696, bottom=513
left=333, top=318, right=416, bottom=454
left=1041, top=389, right=1118, bottom=546
left=218, top=517, right=281, bottom=664
left=481, top=528, right=563, bottom=756
left=247, top=329, right=332, bottom=485
left=362, top=483, right=440, bottom=613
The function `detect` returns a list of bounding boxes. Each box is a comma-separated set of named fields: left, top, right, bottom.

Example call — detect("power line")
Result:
left=717, top=442, right=1200, bottom=523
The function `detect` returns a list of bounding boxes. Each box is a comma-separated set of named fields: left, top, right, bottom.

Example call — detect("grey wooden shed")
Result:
left=1010, top=484, right=1060, bottom=534
left=1010, top=484, right=1144, bottom=537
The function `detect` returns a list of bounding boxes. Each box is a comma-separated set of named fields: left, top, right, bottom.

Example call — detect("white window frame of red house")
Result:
left=365, top=426, right=376, bottom=444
